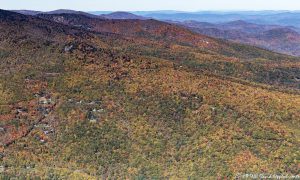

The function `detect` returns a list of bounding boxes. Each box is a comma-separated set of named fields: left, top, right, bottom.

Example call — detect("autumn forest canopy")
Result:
left=0, top=9, right=299, bottom=179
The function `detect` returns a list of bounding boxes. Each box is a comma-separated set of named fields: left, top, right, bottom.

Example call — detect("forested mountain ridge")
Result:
left=36, top=13, right=300, bottom=89
left=0, top=9, right=299, bottom=179
left=14, top=9, right=300, bottom=56
left=177, top=20, right=300, bottom=56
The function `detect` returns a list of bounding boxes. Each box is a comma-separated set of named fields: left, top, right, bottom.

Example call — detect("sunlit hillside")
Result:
left=0, top=9, right=299, bottom=179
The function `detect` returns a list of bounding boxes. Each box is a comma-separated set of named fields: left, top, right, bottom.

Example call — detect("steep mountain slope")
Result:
left=37, top=13, right=215, bottom=48
left=0, top=10, right=300, bottom=179
left=36, top=13, right=300, bottom=89
left=178, top=20, right=300, bottom=56
left=36, top=14, right=293, bottom=57
left=16, top=10, right=300, bottom=56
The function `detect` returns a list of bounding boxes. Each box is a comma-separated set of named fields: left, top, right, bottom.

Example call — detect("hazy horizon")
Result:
left=4, top=9, right=300, bottom=14
left=2, top=0, right=300, bottom=11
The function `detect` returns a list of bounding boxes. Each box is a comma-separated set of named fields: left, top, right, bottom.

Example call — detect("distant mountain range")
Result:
left=176, top=20, right=300, bottom=56
left=13, top=9, right=300, bottom=27
left=89, top=10, right=187, bottom=15
left=101, top=11, right=146, bottom=20
left=13, top=9, right=146, bottom=20
left=139, top=11, right=300, bottom=28
left=41, top=9, right=101, bottom=18
left=11, top=10, right=41, bottom=15
left=9, top=9, right=300, bottom=56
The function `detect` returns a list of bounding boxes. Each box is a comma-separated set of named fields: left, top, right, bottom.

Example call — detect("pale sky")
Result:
left=1, top=0, right=300, bottom=11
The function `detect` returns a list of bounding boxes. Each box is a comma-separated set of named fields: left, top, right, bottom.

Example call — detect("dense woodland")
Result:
left=0, top=10, right=299, bottom=179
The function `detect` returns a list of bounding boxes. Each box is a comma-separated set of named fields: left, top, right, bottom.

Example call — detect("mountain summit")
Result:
left=101, top=11, right=147, bottom=19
